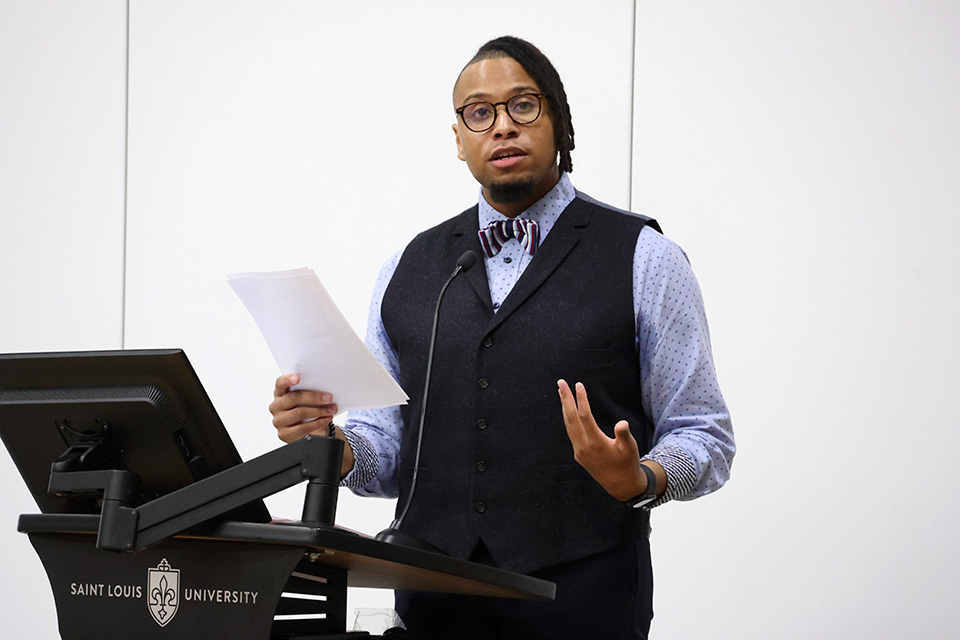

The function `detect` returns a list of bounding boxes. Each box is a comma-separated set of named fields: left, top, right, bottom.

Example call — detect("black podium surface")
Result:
left=2, top=350, right=555, bottom=639
left=19, top=514, right=554, bottom=639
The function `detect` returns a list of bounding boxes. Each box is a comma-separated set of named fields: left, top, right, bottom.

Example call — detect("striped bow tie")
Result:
left=478, top=218, right=541, bottom=258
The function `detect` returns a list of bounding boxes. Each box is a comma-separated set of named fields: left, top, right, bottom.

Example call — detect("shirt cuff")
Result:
left=641, top=445, right=698, bottom=509
left=339, top=428, right=379, bottom=490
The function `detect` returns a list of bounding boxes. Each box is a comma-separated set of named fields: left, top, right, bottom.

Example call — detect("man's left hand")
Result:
left=558, top=379, right=658, bottom=502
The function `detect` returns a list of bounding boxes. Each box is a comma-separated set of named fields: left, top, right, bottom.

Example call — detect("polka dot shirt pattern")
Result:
left=343, top=174, right=734, bottom=508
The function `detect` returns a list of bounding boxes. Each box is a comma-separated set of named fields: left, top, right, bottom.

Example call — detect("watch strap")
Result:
left=624, top=464, right=658, bottom=508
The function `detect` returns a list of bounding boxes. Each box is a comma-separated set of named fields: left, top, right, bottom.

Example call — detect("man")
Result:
left=270, top=36, right=734, bottom=639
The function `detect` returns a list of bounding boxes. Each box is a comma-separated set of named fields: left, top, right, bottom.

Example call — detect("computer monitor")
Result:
left=0, top=349, right=269, bottom=524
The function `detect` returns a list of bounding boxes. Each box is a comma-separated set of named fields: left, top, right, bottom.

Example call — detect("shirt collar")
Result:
left=477, top=173, right=576, bottom=240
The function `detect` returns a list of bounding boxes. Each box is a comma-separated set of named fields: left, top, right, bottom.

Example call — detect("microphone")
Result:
left=375, top=250, right=479, bottom=552
left=455, top=249, right=479, bottom=273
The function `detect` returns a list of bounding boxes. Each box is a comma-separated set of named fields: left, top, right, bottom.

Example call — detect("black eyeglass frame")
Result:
left=455, top=93, right=547, bottom=133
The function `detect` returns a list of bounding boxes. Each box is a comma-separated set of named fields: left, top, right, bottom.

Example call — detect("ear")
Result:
left=453, top=122, right=466, bottom=162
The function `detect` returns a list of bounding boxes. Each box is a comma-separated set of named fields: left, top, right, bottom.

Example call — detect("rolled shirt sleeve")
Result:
left=635, top=228, right=735, bottom=507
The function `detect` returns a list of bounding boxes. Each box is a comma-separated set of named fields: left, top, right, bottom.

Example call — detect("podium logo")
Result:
left=147, top=559, right=180, bottom=627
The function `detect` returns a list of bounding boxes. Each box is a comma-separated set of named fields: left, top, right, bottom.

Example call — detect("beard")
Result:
left=488, top=178, right=536, bottom=204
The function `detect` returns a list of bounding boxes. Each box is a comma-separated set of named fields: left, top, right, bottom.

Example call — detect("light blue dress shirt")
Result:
left=341, top=174, right=735, bottom=508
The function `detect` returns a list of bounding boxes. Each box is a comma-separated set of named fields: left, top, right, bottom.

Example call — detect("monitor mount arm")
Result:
left=47, top=435, right=343, bottom=552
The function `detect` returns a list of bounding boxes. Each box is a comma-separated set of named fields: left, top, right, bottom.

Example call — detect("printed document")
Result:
left=228, top=268, right=408, bottom=412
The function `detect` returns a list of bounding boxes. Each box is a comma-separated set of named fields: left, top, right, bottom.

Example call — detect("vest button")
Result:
left=503, top=257, right=513, bottom=264
left=477, top=419, right=487, bottom=430
left=475, top=502, right=487, bottom=513
left=479, top=378, right=489, bottom=389
left=476, top=461, right=487, bottom=472
left=482, top=337, right=493, bottom=348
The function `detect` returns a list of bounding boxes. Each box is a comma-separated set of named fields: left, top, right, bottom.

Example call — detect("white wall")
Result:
left=0, top=1, right=128, bottom=636
left=633, top=2, right=960, bottom=637
left=2, top=1, right=958, bottom=637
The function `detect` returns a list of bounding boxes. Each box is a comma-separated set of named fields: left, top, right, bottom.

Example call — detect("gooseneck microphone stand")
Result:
left=375, top=250, right=479, bottom=551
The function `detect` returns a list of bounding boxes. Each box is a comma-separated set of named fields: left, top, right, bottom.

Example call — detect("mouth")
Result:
left=490, top=148, right=527, bottom=168
left=490, top=148, right=526, bottom=161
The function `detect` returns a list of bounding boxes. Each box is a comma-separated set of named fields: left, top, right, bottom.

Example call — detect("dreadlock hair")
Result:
left=467, top=36, right=575, bottom=174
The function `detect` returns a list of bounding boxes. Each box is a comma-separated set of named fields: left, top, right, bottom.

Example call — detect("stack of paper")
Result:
left=228, top=268, right=408, bottom=412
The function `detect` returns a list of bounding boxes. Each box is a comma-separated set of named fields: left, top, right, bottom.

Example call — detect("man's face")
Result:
left=453, top=57, right=560, bottom=216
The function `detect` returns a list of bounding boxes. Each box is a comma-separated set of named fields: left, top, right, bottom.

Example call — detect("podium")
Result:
left=1, top=350, right=554, bottom=639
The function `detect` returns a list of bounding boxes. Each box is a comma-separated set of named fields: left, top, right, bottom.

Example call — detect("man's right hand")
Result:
left=269, top=374, right=354, bottom=478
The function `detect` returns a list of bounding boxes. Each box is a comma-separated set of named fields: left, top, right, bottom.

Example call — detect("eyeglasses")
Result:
left=456, top=93, right=546, bottom=133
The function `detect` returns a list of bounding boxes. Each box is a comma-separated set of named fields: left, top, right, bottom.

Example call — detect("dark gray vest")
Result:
left=381, top=195, right=659, bottom=574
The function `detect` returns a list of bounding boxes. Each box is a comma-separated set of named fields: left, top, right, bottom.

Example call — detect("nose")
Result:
left=490, top=103, right=519, bottom=138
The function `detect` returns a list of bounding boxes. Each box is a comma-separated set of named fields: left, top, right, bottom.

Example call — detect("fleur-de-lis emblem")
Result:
left=150, top=574, right=176, bottom=619
left=147, top=558, right=180, bottom=627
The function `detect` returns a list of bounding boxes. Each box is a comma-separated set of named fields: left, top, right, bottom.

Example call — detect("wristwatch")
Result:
left=624, top=464, right=658, bottom=509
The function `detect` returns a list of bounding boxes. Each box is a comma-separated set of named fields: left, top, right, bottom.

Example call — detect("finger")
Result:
left=557, top=379, right=577, bottom=420
left=270, top=390, right=338, bottom=423
left=271, top=389, right=335, bottom=413
left=557, top=379, right=586, bottom=444
left=574, top=382, right=602, bottom=434
left=557, top=379, right=577, bottom=413
left=613, top=420, right=640, bottom=456
left=276, top=418, right=332, bottom=444
left=272, top=403, right=339, bottom=431
left=274, top=373, right=299, bottom=398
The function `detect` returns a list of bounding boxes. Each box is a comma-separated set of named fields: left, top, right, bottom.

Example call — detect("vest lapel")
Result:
left=451, top=206, right=494, bottom=312
left=486, top=197, right=595, bottom=334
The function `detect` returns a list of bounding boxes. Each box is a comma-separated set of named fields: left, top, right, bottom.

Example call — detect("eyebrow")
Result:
left=460, top=85, right=541, bottom=106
